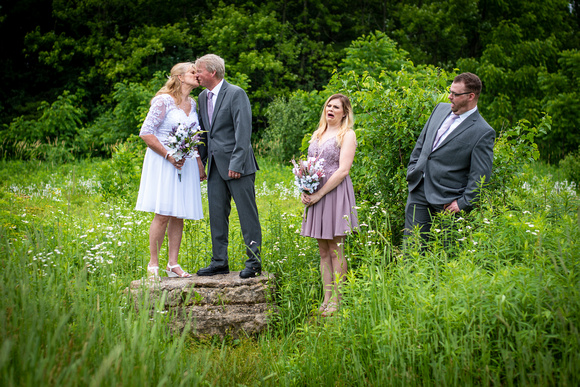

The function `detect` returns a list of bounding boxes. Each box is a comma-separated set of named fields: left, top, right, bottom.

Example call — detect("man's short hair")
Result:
left=454, top=72, right=482, bottom=96
left=195, top=54, right=225, bottom=80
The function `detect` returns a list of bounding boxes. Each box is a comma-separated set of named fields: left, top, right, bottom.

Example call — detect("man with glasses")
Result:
left=404, top=72, right=495, bottom=244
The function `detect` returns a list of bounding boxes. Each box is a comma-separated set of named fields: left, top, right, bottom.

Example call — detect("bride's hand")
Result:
left=199, top=167, right=207, bottom=181
left=168, top=155, right=184, bottom=169
left=197, top=157, right=207, bottom=181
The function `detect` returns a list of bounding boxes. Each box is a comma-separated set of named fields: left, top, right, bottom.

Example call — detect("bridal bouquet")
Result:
left=164, top=122, right=204, bottom=182
left=291, top=156, right=325, bottom=194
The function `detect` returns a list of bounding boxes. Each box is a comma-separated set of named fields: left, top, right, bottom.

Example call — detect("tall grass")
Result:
left=1, top=158, right=579, bottom=385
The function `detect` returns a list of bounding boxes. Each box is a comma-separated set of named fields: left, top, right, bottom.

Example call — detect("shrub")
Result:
left=97, top=134, right=146, bottom=199
left=559, top=146, right=580, bottom=184
left=80, top=79, right=156, bottom=156
left=259, top=91, right=322, bottom=163
left=1, top=90, right=84, bottom=161
left=490, top=115, right=551, bottom=204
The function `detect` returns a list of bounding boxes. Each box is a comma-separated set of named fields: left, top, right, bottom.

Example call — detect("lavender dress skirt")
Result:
left=301, top=136, right=358, bottom=239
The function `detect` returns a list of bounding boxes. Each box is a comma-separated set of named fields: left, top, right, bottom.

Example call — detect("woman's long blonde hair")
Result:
left=153, top=62, right=195, bottom=106
left=310, top=94, right=354, bottom=147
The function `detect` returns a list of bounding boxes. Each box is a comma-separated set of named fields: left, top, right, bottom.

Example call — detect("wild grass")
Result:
left=1, top=157, right=579, bottom=386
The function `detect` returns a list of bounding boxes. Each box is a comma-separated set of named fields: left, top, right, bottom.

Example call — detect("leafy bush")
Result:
left=1, top=90, right=84, bottom=161
left=339, top=30, right=413, bottom=77
left=259, top=91, right=323, bottom=163
left=559, top=146, right=580, bottom=184
left=80, top=78, right=160, bottom=156
left=491, top=115, right=551, bottom=201
left=97, top=134, right=146, bottom=199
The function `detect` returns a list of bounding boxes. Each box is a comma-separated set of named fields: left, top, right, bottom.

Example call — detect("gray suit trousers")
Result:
left=207, top=161, right=261, bottom=267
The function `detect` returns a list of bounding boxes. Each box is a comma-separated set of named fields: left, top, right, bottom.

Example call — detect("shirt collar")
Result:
left=208, top=79, right=224, bottom=98
left=457, top=105, right=478, bottom=120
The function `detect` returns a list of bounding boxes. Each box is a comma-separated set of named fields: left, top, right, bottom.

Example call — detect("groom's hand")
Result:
left=444, top=200, right=460, bottom=213
left=229, top=170, right=241, bottom=179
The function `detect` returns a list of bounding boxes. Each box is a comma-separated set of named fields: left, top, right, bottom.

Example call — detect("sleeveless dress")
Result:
left=135, top=94, right=204, bottom=220
left=301, top=135, right=359, bottom=239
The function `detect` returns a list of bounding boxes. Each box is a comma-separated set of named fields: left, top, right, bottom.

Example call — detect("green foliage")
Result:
left=559, top=146, right=580, bottom=184
left=97, top=134, right=146, bottom=199
left=5, top=90, right=83, bottom=144
left=456, top=2, right=580, bottom=162
left=390, top=0, right=480, bottom=67
left=3, top=155, right=579, bottom=385
left=538, top=49, right=580, bottom=161
left=340, top=31, right=413, bottom=77
left=4, top=0, right=579, bottom=164
left=81, top=78, right=157, bottom=156
left=271, top=162, right=580, bottom=385
left=491, top=115, right=551, bottom=197
left=1, top=91, right=83, bottom=162
left=201, top=4, right=300, bottom=118
left=259, top=91, right=322, bottom=163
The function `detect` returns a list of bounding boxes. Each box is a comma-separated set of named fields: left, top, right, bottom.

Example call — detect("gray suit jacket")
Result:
left=406, top=103, right=495, bottom=211
left=198, top=80, right=259, bottom=180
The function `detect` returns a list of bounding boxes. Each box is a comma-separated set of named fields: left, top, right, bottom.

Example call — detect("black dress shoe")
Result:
left=197, top=264, right=230, bottom=276
left=239, top=266, right=261, bottom=278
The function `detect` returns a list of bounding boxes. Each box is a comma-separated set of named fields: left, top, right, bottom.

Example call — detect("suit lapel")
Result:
left=200, top=90, right=211, bottom=130
left=210, top=81, right=229, bottom=132
left=428, top=104, right=452, bottom=150
left=436, top=111, right=480, bottom=149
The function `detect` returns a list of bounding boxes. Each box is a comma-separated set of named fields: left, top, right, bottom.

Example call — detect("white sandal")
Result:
left=166, top=264, right=192, bottom=278
left=147, top=265, right=160, bottom=281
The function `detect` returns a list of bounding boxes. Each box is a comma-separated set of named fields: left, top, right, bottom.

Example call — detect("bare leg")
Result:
left=327, top=235, right=347, bottom=306
left=318, top=239, right=333, bottom=308
left=148, top=214, right=170, bottom=267
left=166, top=217, right=187, bottom=276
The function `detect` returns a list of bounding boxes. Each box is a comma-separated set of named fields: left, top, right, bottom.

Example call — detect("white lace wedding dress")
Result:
left=135, top=94, right=204, bottom=220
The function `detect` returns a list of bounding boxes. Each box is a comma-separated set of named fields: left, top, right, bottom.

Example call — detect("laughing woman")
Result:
left=300, top=94, right=359, bottom=316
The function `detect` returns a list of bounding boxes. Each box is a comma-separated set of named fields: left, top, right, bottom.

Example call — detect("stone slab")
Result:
left=127, top=271, right=276, bottom=338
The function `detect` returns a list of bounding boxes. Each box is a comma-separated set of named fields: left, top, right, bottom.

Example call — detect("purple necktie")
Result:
left=207, top=91, right=214, bottom=125
left=432, top=113, right=459, bottom=150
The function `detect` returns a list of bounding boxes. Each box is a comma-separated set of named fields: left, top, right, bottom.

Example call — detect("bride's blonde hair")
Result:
left=153, top=62, right=195, bottom=106
left=310, top=94, right=354, bottom=147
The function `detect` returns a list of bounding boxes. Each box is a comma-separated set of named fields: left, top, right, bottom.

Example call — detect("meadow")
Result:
left=1, top=156, right=579, bottom=386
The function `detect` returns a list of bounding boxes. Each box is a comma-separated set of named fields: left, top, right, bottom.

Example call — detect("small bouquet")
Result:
left=164, top=122, right=204, bottom=182
left=291, top=156, right=325, bottom=194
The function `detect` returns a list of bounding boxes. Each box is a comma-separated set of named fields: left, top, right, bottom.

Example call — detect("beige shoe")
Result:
left=147, top=265, right=160, bottom=282
left=166, top=264, right=192, bottom=278
left=321, top=302, right=338, bottom=317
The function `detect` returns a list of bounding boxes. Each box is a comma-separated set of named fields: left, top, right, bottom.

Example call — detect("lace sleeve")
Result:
left=140, top=95, right=167, bottom=135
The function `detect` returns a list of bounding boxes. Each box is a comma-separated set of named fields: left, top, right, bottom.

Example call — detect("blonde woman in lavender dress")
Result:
left=135, top=62, right=206, bottom=280
left=301, top=94, right=359, bottom=316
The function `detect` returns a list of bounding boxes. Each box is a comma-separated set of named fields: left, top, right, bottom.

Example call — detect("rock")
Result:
left=128, top=272, right=276, bottom=338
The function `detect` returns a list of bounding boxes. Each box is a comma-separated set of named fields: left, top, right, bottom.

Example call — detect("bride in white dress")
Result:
left=135, top=62, right=206, bottom=279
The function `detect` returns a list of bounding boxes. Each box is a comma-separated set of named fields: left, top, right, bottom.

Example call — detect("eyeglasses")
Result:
left=449, top=91, right=472, bottom=97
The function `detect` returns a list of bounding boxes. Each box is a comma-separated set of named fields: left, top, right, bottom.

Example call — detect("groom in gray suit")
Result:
left=195, top=54, right=262, bottom=278
left=404, top=72, right=495, bottom=243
